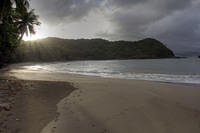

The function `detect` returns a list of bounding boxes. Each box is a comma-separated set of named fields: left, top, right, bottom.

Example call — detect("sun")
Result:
left=23, top=34, right=45, bottom=41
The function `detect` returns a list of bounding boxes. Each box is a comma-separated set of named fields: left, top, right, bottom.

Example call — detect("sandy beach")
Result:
left=0, top=71, right=76, bottom=133
left=1, top=67, right=200, bottom=133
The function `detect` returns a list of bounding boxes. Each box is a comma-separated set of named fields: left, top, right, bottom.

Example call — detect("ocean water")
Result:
left=19, top=57, right=200, bottom=84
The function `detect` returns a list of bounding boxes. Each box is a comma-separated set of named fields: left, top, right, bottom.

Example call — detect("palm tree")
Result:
left=16, top=9, right=41, bottom=40
left=0, top=0, right=12, bottom=23
left=0, top=0, right=29, bottom=22
left=1, top=0, right=40, bottom=42
left=0, top=0, right=40, bottom=65
left=15, top=0, right=30, bottom=11
left=9, top=0, right=40, bottom=41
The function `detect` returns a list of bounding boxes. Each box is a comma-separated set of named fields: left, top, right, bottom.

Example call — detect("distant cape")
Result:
left=14, top=37, right=175, bottom=62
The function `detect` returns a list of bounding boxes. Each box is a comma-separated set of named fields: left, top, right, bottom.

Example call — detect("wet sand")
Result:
left=0, top=75, right=76, bottom=133
left=5, top=68, right=200, bottom=133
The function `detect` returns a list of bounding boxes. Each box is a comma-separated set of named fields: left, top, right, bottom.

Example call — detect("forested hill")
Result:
left=13, top=37, right=175, bottom=62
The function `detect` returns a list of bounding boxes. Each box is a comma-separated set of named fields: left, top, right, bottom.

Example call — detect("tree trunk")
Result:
left=19, top=32, right=24, bottom=41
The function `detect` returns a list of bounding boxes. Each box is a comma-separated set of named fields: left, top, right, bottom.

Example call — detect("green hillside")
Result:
left=13, top=37, right=175, bottom=62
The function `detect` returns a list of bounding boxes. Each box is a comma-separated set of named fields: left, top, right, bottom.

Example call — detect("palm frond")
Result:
left=16, top=7, right=40, bottom=40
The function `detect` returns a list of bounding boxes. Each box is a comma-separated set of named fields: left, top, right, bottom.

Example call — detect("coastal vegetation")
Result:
left=0, top=0, right=40, bottom=67
left=0, top=1, right=174, bottom=65
left=14, top=37, right=175, bottom=62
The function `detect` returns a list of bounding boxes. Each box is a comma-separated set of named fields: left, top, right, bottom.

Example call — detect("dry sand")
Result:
left=5, top=69, right=200, bottom=133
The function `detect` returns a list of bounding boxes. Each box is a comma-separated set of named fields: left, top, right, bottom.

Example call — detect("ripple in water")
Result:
left=18, top=58, right=200, bottom=84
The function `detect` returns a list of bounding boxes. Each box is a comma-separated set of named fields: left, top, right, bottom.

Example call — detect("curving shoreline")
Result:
left=1, top=67, right=200, bottom=133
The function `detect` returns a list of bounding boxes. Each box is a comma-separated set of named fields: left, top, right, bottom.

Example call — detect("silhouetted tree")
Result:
left=17, top=9, right=41, bottom=40
left=0, top=0, right=40, bottom=66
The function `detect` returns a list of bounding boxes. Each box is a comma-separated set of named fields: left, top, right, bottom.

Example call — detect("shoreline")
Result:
left=6, top=60, right=200, bottom=88
left=39, top=72, right=200, bottom=133
left=1, top=68, right=200, bottom=132
left=8, top=66, right=200, bottom=88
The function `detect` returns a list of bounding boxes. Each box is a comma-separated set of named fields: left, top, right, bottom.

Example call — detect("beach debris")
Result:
left=0, top=103, right=11, bottom=111
left=15, top=118, right=20, bottom=121
left=91, top=124, right=96, bottom=127
left=101, top=129, right=109, bottom=133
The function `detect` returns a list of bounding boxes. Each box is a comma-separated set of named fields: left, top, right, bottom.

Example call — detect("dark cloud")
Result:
left=108, top=0, right=148, bottom=7
left=108, top=0, right=193, bottom=38
left=146, top=6, right=200, bottom=53
left=31, top=0, right=102, bottom=24
left=101, top=0, right=200, bottom=55
left=30, top=0, right=200, bottom=55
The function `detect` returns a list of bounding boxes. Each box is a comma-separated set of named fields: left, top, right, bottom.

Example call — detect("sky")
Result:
left=26, top=0, right=200, bottom=55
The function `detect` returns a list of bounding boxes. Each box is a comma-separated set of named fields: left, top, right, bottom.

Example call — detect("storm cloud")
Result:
left=30, top=0, right=200, bottom=55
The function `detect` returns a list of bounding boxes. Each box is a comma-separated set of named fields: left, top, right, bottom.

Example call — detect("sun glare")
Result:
left=23, top=34, right=45, bottom=41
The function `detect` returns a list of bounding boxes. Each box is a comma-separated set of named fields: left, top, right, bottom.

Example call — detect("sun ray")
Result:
left=23, top=33, right=46, bottom=41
